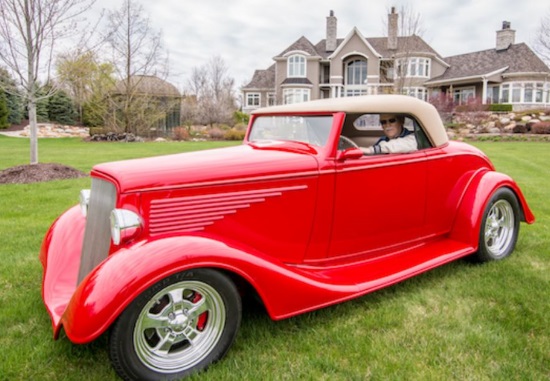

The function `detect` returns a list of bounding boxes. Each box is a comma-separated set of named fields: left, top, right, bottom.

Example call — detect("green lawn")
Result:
left=0, top=136, right=548, bottom=380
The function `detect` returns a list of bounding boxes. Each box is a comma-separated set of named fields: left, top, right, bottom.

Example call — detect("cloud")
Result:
left=89, top=0, right=550, bottom=90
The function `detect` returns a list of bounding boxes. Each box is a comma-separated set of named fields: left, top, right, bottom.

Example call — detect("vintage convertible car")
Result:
left=40, top=95, right=534, bottom=380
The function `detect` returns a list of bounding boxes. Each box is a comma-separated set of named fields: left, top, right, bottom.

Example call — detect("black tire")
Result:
left=109, top=268, right=241, bottom=381
left=472, top=187, right=520, bottom=263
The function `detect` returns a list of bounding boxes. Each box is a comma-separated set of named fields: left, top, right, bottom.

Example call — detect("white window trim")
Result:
left=497, top=81, right=549, bottom=104
left=345, top=59, right=368, bottom=85
left=283, top=88, right=310, bottom=104
left=246, top=93, right=261, bottom=107
left=268, top=93, right=276, bottom=106
left=403, top=87, right=428, bottom=101
left=453, top=86, right=475, bottom=105
left=396, top=57, right=431, bottom=78
left=287, top=54, right=306, bottom=78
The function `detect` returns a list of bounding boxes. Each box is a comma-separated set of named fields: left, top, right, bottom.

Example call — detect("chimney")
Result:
left=496, top=21, right=515, bottom=51
left=326, top=10, right=337, bottom=52
left=388, top=7, right=398, bottom=50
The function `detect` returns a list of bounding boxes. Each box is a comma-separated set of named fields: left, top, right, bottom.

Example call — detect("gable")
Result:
left=328, top=27, right=381, bottom=60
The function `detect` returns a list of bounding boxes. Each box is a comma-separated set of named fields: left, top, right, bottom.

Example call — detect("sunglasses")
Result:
left=380, top=118, right=397, bottom=125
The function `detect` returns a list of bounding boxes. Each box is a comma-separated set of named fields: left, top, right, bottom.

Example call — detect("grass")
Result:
left=0, top=136, right=548, bottom=380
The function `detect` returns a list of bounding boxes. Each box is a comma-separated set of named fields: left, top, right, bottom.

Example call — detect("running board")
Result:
left=294, top=238, right=475, bottom=292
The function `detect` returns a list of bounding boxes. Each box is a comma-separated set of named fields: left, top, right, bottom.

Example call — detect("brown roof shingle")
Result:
left=243, top=64, right=275, bottom=89
left=426, top=43, right=550, bottom=84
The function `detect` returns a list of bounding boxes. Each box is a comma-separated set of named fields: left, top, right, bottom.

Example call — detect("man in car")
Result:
left=361, top=114, right=418, bottom=155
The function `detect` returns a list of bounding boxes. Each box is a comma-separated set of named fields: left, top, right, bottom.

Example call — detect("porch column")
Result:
left=482, top=77, right=488, bottom=104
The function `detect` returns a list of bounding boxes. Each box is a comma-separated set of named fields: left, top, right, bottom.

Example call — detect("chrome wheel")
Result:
left=110, top=269, right=241, bottom=381
left=134, top=280, right=226, bottom=373
left=473, top=187, right=520, bottom=263
left=483, top=199, right=515, bottom=258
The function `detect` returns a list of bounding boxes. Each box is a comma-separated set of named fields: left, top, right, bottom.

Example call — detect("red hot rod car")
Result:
left=40, top=95, right=534, bottom=380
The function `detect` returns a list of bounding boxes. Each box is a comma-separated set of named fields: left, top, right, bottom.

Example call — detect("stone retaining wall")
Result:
left=18, top=124, right=89, bottom=138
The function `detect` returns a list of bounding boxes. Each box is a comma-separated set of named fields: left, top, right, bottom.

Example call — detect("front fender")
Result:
left=450, top=170, right=535, bottom=247
left=61, top=235, right=357, bottom=344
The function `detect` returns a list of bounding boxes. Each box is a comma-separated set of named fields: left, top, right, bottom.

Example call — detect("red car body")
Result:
left=40, top=95, right=534, bottom=379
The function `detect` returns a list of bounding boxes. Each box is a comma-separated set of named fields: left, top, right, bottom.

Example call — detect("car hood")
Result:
left=91, top=142, right=320, bottom=193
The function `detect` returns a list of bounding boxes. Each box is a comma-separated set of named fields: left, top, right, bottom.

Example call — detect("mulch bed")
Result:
left=0, top=163, right=88, bottom=184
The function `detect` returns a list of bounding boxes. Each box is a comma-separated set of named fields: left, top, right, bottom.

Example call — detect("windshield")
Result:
left=248, top=115, right=333, bottom=147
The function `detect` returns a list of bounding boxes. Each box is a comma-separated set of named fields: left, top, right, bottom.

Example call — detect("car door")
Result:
left=328, top=151, right=429, bottom=260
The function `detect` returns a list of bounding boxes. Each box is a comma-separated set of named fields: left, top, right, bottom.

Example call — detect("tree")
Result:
left=57, top=52, right=116, bottom=127
left=0, top=67, right=23, bottom=125
left=0, top=91, right=9, bottom=129
left=383, top=5, right=426, bottom=95
left=103, top=0, right=173, bottom=135
left=56, top=50, right=100, bottom=123
left=48, top=90, right=77, bottom=125
left=186, top=56, right=237, bottom=127
left=80, top=61, right=116, bottom=127
left=0, top=0, right=93, bottom=164
left=534, top=9, right=550, bottom=65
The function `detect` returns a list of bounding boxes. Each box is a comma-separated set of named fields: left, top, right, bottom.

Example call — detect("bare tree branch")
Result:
left=102, top=0, right=173, bottom=135
left=0, top=0, right=96, bottom=164
left=186, top=56, right=236, bottom=127
left=534, top=9, right=550, bottom=65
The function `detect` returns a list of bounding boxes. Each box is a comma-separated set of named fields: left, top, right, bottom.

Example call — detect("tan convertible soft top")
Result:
left=252, top=95, right=449, bottom=148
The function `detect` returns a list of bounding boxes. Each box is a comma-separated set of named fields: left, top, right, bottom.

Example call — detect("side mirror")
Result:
left=336, top=147, right=364, bottom=161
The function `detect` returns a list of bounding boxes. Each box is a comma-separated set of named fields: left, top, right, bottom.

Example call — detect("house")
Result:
left=242, top=8, right=550, bottom=113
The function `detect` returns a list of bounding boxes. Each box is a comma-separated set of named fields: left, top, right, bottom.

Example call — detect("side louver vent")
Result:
left=149, top=185, right=307, bottom=234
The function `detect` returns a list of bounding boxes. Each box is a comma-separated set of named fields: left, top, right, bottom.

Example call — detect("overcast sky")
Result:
left=91, top=0, right=549, bottom=91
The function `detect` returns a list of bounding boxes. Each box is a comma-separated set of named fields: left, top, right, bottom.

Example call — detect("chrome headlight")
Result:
left=110, top=209, right=143, bottom=245
left=79, top=189, right=91, bottom=216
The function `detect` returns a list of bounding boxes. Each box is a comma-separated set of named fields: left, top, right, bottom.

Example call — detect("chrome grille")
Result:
left=77, top=178, right=116, bottom=284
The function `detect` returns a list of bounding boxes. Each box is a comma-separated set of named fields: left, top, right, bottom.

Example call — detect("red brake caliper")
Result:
left=193, top=293, right=208, bottom=331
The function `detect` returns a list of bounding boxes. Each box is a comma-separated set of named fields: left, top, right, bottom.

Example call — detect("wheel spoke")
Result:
left=482, top=197, right=516, bottom=258
left=167, top=289, right=184, bottom=305
left=141, top=313, right=170, bottom=330
left=188, top=297, right=209, bottom=320
left=183, top=325, right=201, bottom=343
left=127, top=272, right=238, bottom=376
left=153, top=332, right=177, bottom=356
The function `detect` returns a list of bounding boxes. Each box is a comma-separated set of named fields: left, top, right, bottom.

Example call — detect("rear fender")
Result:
left=450, top=171, right=535, bottom=247
left=61, top=235, right=356, bottom=344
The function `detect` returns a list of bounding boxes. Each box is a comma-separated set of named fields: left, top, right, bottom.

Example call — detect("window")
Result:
left=501, top=84, right=509, bottom=103
left=346, top=60, right=367, bottom=85
left=524, top=83, right=534, bottom=103
left=397, top=57, right=431, bottom=78
left=283, top=88, right=310, bottom=104
left=488, top=86, right=500, bottom=103
left=403, top=87, right=428, bottom=101
left=288, top=55, right=306, bottom=77
left=249, top=115, right=333, bottom=147
left=346, top=89, right=368, bottom=97
left=512, top=83, right=521, bottom=103
left=453, top=87, right=475, bottom=104
left=496, top=82, right=548, bottom=104
left=246, top=93, right=260, bottom=107
left=268, top=93, right=276, bottom=106
left=535, top=83, right=544, bottom=103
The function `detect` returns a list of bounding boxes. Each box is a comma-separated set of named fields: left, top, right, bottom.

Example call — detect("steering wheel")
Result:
left=338, top=136, right=359, bottom=150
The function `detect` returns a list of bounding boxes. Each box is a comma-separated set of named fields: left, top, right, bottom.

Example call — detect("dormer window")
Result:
left=288, top=55, right=306, bottom=77
left=396, top=57, right=431, bottom=78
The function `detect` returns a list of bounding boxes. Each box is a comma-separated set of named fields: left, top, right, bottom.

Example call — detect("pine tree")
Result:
left=48, top=90, right=77, bottom=125
left=0, top=91, right=9, bottom=129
